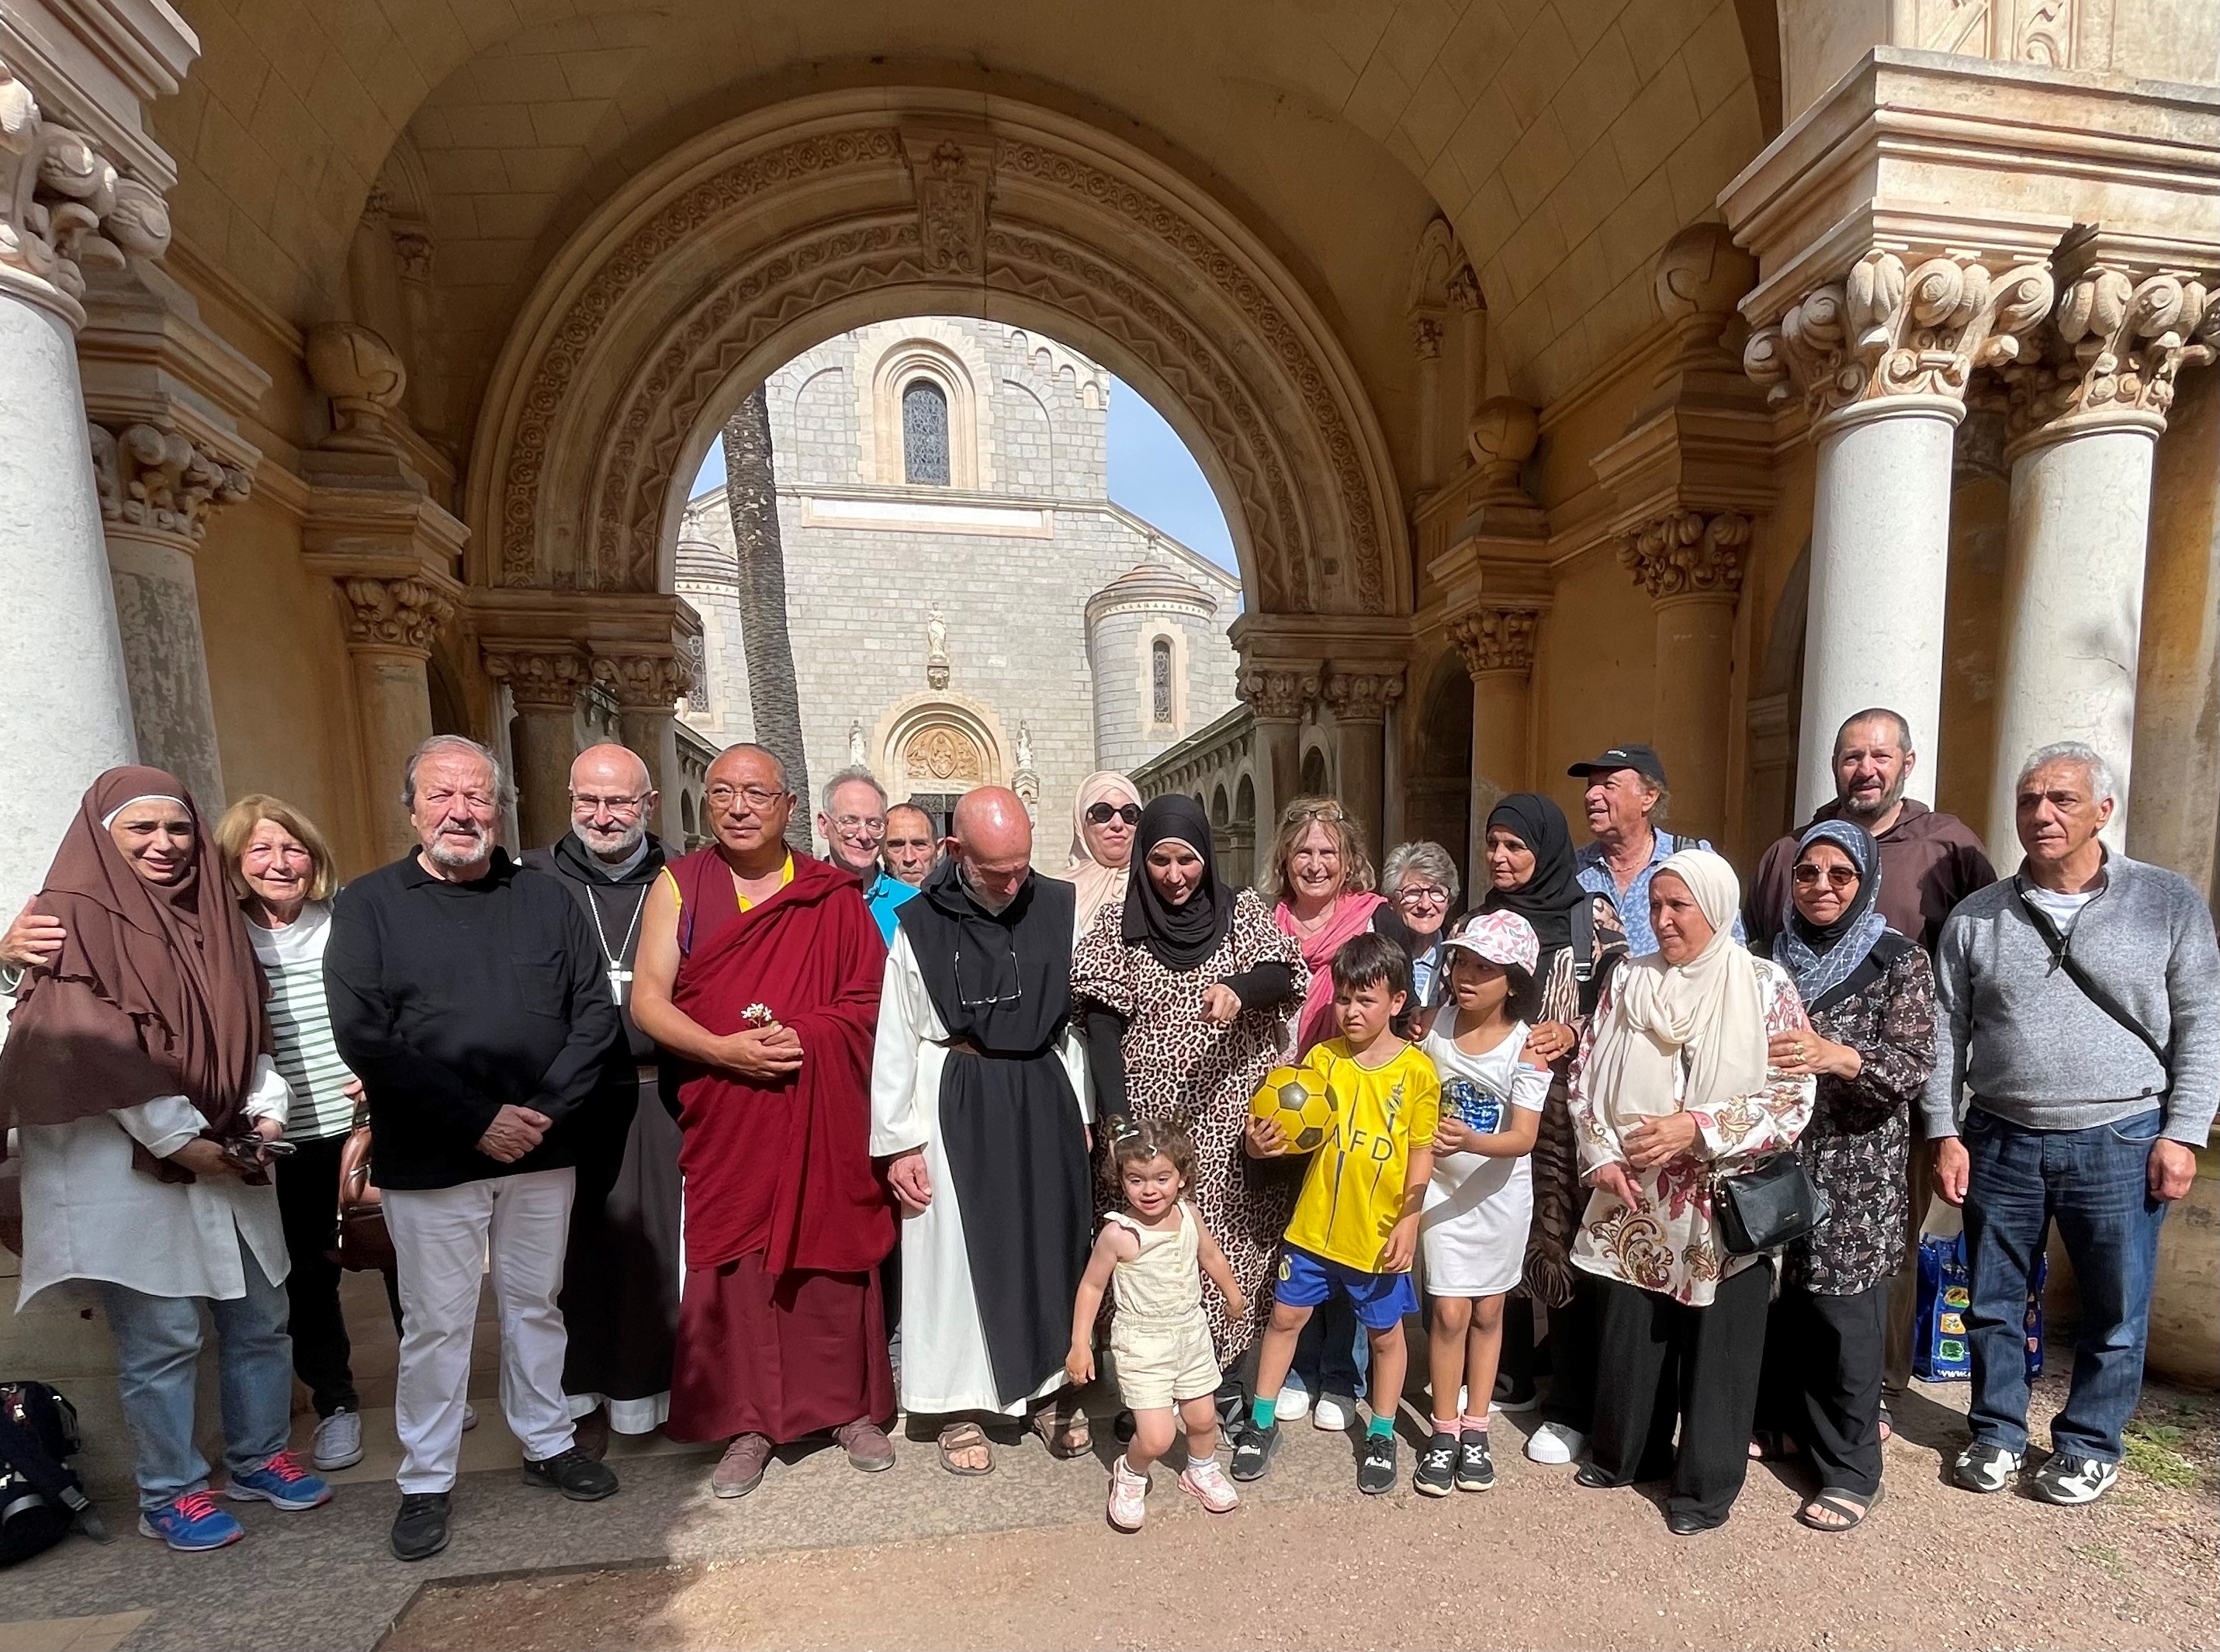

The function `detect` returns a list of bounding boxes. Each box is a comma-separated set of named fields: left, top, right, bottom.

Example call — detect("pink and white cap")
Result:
left=1442, top=909, right=1539, bottom=977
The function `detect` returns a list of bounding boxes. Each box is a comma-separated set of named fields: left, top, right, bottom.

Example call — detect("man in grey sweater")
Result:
left=1924, top=742, right=2217, bottom=1508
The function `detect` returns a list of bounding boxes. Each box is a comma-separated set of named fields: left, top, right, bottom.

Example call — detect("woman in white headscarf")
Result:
left=1564, top=848, right=1815, bottom=1535
left=1064, top=771, right=1143, bottom=940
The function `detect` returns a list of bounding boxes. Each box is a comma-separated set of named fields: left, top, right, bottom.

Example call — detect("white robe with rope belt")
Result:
left=868, top=926, right=1092, bottom=1417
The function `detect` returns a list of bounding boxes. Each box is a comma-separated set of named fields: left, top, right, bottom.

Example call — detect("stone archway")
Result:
left=466, top=88, right=1408, bottom=622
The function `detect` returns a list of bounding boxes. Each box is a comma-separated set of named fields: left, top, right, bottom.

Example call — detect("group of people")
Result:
left=0, top=703, right=2209, bottom=1558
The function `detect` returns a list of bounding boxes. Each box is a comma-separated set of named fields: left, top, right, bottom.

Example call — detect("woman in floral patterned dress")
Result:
left=1073, top=795, right=1304, bottom=1376
left=1757, top=819, right=1937, bottom=1532
left=1567, top=848, right=1815, bottom=1534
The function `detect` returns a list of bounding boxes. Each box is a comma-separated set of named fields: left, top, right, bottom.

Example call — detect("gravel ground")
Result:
left=383, top=1374, right=2219, bottom=1652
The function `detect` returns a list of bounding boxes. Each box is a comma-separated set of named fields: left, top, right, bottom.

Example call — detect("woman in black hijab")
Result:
left=1476, top=792, right=1628, bottom=1460
left=1072, top=794, right=1305, bottom=1377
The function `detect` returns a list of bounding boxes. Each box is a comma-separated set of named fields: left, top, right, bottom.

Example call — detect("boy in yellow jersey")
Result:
left=1233, top=932, right=1439, bottom=1494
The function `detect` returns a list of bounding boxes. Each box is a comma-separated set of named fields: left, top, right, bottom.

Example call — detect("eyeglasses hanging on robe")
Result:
left=953, top=930, right=1024, bottom=1008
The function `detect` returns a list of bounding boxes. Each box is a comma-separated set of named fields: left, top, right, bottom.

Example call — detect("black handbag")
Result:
left=1714, top=1152, right=1830, bottom=1256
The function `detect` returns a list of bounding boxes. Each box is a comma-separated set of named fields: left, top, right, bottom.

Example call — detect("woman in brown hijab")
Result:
left=1, top=768, right=334, bottom=1550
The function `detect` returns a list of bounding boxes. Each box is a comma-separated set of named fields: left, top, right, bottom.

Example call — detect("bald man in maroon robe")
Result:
left=631, top=743, right=897, bottom=1498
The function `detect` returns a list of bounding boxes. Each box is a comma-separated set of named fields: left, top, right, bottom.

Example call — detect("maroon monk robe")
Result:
left=663, top=849, right=897, bottom=1444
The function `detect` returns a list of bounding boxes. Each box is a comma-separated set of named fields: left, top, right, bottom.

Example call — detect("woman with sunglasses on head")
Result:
left=1072, top=795, right=1304, bottom=1406
left=1065, top=771, right=1145, bottom=940
left=1753, top=819, right=1937, bottom=1533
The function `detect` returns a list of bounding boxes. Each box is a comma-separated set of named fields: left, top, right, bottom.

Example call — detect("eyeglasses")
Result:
left=954, top=938, right=1023, bottom=1007
left=708, top=784, right=787, bottom=811
left=571, top=793, right=647, bottom=817
left=1086, top=802, right=1142, bottom=826
left=827, top=814, right=885, bottom=833
left=1397, top=885, right=1449, bottom=906
left=1792, top=864, right=1859, bottom=888
left=1295, top=803, right=1346, bottom=822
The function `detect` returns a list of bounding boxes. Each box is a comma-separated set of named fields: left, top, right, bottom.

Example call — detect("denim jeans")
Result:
left=1961, top=1107, right=2167, bottom=1463
left=1287, top=1295, right=1370, bottom=1400
left=96, top=1232, right=296, bottom=1511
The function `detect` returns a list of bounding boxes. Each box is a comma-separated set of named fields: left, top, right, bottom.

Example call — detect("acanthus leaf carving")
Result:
left=1321, top=667, right=1404, bottom=724
left=1447, top=606, right=1539, bottom=677
left=2002, top=265, right=2217, bottom=445
left=483, top=643, right=591, bottom=709
left=338, top=576, right=452, bottom=653
left=1744, top=250, right=2055, bottom=431
left=0, top=58, right=171, bottom=315
left=590, top=650, right=689, bottom=710
left=1236, top=665, right=1318, bottom=722
left=88, top=420, right=251, bottom=542
left=1619, top=509, right=1751, bottom=601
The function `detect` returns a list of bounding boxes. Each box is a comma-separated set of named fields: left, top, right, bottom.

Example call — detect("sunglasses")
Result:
left=1086, top=802, right=1142, bottom=826
left=1792, top=864, right=1859, bottom=888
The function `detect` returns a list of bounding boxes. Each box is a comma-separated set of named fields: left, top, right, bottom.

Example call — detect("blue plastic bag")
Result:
left=1913, top=1231, right=2049, bottom=1383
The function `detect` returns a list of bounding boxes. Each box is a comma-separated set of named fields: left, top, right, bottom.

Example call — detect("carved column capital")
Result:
left=1447, top=606, right=1540, bottom=677
left=591, top=649, right=691, bottom=711
left=87, top=420, right=251, bottom=545
left=1619, top=509, right=1751, bottom=601
left=483, top=642, right=591, bottom=710
left=1321, top=667, right=1404, bottom=725
left=1744, top=250, right=2055, bottom=435
left=1444, top=264, right=1482, bottom=313
left=1236, top=664, right=1318, bottom=722
left=1410, top=313, right=1444, bottom=361
left=2002, top=263, right=2217, bottom=452
left=1, top=59, right=172, bottom=325
left=338, top=576, right=453, bottom=655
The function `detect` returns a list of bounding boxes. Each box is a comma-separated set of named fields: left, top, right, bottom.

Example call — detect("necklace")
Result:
left=588, top=882, right=650, bottom=1005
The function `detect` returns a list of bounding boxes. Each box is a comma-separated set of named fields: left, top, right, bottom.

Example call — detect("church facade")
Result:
left=675, top=318, right=1241, bottom=847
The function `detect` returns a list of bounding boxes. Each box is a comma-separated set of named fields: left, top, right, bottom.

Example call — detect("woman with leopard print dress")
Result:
left=1073, top=795, right=1304, bottom=1375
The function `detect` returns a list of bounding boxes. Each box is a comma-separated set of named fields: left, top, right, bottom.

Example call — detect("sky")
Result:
left=689, top=373, right=1238, bottom=573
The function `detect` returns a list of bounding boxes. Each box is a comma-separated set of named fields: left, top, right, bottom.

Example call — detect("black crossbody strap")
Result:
left=2013, top=880, right=2171, bottom=1069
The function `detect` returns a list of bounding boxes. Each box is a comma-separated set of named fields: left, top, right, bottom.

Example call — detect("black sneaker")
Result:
left=1358, top=1431, right=1397, bottom=1495
left=521, top=1447, right=619, bottom=1501
left=1414, top=1432, right=1456, bottom=1498
left=390, top=1491, right=450, bottom=1562
left=2029, top=1452, right=2119, bottom=1506
left=1230, top=1422, right=1280, bottom=1482
left=1952, top=1442, right=2023, bottom=1494
left=1456, top=1430, right=1495, bottom=1491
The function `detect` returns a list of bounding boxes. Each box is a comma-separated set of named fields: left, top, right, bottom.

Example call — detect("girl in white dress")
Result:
left=1415, top=911, right=1551, bottom=1496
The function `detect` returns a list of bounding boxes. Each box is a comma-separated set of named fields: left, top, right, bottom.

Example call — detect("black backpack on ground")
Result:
left=0, top=1381, right=108, bottom=1564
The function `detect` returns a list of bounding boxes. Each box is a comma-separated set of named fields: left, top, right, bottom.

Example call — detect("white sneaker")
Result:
left=1525, top=1422, right=1584, bottom=1464
left=1274, top=1377, right=1312, bottom=1422
left=1312, top=1394, right=1356, bottom=1432
left=311, top=1408, right=364, bottom=1471
left=462, top=1401, right=479, bottom=1432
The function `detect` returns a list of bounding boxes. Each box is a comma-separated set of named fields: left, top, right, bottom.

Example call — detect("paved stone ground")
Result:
left=5, top=1371, right=2213, bottom=1651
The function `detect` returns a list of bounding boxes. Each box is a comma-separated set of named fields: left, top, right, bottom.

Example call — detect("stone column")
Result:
left=335, top=577, right=454, bottom=865
left=1322, top=667, right=1404, bottom=863
left=1620, top=512, right=1747, bottom=840
left=1410, top=315, right=1443, bottom=490
left=1986, top=258, right=2216, bottom=854
left=484, top=643, right=590, bottom=848
left=594, top=650, right=690, bottom=839
left=1447, top=264, right=1485, bottom=429
left=1236, top=664, right=1316, bottom=842
left=1448, top=606, right=1539, bottom=872
left=0, top=66, right=174, bottom=904
left=1746, top=250, right=2055, bottom=818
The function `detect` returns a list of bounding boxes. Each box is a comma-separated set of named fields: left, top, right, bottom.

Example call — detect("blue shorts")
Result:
left=1273, top=1244, right=1418, bottom=1332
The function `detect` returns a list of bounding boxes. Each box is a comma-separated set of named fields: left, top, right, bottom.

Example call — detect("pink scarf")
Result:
left=1275, top=890, right=1385, bottom=1055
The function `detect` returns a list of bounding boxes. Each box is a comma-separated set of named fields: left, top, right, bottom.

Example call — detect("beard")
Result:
left=959, top=861, right=1017, bottom=913
left=427, top=821, right=494, bottom=868
left=573, top=817, right=647, bottom=861
left=1839, top=769, right=1908, bottom=825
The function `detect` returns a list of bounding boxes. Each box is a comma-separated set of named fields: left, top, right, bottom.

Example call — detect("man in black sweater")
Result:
left=325, top=735, right=622, bottom=1563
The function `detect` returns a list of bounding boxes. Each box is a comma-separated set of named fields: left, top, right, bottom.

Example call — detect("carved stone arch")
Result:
left=468, top=89, right=1406, bottom=617
left=870, top=689, right=1013, bottom=803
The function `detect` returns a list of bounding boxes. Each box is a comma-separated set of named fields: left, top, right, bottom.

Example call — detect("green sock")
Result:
left=1367, top=1414, right=1394, bottom=1439
left=1250, top=1395, right=1278, bottom=1432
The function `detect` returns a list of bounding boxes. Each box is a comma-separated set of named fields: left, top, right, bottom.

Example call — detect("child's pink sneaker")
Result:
left=1179, top=1454, right=1240, bottom=1513
left=1107, top=1455, right=1148, bottom=1532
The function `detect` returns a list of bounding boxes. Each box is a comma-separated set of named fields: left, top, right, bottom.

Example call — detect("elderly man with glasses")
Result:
left=629, top=743, right=899, bottom=1498
left=816, top=764, right=918, bottom=943
left=518, top=744, right=683, bottom=1462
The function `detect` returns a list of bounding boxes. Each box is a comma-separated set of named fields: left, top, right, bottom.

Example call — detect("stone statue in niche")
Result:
left=847, top=720, right=867, bottom=766
left=926, top=608, right=950, bottom=689
left=1016, top=721, right=1033, bottom=771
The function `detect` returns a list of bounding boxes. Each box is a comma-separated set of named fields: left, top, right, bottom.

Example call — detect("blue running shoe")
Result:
left=225, top=1450, right=333, bottom=1511
left=139, top=1490, right=244, bottom=1550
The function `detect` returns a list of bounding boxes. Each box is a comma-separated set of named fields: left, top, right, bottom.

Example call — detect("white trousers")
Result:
left=385, top=1166, right=577, bottom=1493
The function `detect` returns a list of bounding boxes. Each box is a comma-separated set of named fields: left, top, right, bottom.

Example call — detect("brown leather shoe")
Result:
left=573, top=1406, right=611, bottom=1463
left=712, top=1433, right=774, bottom=1499
left=833, top=1418, right=895, bottom=1473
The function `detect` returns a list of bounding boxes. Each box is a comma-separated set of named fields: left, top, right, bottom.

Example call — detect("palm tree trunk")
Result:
left=720, top=386, right=812, bottom=850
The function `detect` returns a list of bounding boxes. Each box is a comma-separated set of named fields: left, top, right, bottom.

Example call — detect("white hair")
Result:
left=1384, top=840, right=1460, bottom=907
left=2016, top=740, right=2116, bottom=802
left=819, top=764, right=888, bottom=816
left=402, top=734, right=515, bottom=810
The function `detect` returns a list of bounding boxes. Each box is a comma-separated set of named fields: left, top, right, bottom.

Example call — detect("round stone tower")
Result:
left=1084, top=559, right=1219, bottom=778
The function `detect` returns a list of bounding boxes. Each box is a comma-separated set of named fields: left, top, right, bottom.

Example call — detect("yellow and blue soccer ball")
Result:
left=1249, top=1065, right=1336, bottom=1154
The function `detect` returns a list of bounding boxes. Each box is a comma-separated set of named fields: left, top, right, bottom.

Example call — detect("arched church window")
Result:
left=903, top=379, right=951, bottom=485
left=1152, top=636, right=1173, bottom=723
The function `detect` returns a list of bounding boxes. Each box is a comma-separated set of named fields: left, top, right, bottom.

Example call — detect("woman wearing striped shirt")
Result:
left=219, top=795, right=400, bottom=1474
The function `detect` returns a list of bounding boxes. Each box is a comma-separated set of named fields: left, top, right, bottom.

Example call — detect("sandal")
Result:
left=1879, top=1402, right=1894, bottom=1443
left=937, top=1420, right=994, bottom=1477
left=1796, top=1483, right=1884, bottom=1533
left=1747, top=1430, right=1801, bottom=1462
left=1029, top=1397, right=1092, bottom=1459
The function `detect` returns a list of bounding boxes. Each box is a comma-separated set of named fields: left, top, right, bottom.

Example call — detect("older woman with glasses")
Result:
left=1065, top=771, right=1144, bottom=940
left=1383, top=840, right=1461, bottom=1011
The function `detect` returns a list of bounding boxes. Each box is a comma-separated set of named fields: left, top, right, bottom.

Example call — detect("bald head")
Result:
left=568, top=743, right=656, bottom=861
left=703, top=743, right=796, bottom=871
left=951, top=787, right=1033, bottom=911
